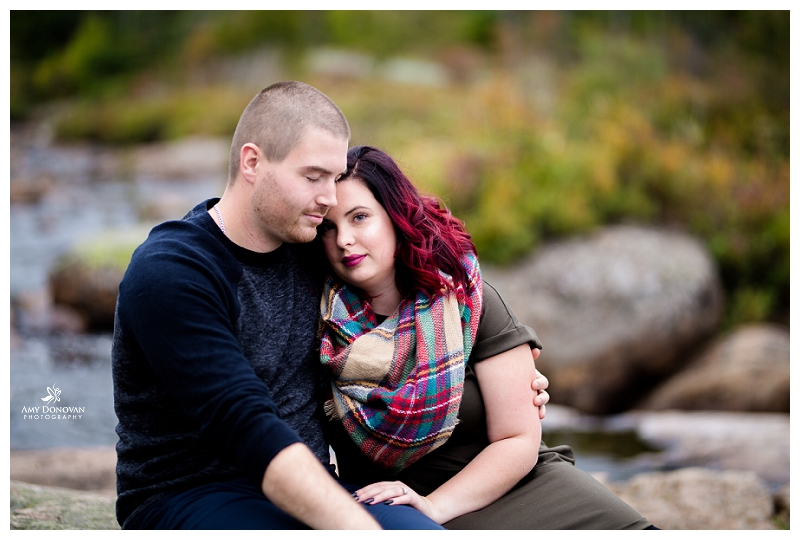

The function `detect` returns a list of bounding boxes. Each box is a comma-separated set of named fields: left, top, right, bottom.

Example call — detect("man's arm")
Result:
left=263, top=443, right=381, bottom=529
left=120, top=228, right=374, bottom=528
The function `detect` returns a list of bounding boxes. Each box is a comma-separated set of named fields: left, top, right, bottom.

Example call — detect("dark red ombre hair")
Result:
left=340, top=145, right=477, bottom=298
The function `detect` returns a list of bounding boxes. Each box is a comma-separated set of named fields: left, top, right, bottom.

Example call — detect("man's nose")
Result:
left=316, top=177, right=337, bottom=208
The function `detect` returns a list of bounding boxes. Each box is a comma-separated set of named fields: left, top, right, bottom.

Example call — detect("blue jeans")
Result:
left=126, top=477, right=442, bottom=530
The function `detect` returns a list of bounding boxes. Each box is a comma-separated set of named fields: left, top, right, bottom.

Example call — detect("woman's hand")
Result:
left=353, top=481, right=442, bottom=523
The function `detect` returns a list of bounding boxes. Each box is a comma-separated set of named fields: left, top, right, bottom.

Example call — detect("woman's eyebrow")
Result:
left=344, top=205, right=370, bottom=217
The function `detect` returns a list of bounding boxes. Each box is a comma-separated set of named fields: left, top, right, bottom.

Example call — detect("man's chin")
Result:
left=286, top=227, right=318, bottom=244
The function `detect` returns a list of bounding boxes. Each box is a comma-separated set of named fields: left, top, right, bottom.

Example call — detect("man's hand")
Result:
left=530, top=348, right=549, bottom=420
left=262, top=443, right=381, bottom=529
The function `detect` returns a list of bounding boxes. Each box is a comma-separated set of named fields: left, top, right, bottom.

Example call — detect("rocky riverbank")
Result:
left=10, top=442, right=789, bottom=530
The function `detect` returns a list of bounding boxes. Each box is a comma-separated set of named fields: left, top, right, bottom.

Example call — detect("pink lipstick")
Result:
left=342, top=254, right=366, bottom=268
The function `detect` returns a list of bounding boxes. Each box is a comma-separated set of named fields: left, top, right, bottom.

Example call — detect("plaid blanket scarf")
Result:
left=319, top=252, right=482, bottom=472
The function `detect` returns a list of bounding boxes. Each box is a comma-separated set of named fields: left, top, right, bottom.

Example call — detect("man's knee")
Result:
left=363, top=502, right=443, bottom=530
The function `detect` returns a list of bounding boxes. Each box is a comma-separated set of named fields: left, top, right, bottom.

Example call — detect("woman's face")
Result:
left=319, top=178, right=398, bottom=299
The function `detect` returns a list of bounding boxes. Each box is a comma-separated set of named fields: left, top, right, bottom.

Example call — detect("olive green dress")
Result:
left=326, top=282, right=653, bottom=529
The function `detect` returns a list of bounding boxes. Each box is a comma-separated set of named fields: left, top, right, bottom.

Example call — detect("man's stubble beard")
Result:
left=254, top=170, right=325, bottom=245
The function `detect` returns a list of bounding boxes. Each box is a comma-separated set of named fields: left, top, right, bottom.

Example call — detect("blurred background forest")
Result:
left=10, top=9, right=790, bottom=329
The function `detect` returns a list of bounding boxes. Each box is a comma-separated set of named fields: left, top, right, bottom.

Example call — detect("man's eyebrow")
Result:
left=301, top=165, right=333, bottom=175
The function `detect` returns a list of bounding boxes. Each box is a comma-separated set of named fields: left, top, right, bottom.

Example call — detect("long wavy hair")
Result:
left=330, top=145, right=477, bottom=299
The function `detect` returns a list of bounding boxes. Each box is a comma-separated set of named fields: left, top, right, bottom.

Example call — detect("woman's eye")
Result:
left=353, top=213, right=367, bottom=222
left=318, top=223, right=334, bottom=233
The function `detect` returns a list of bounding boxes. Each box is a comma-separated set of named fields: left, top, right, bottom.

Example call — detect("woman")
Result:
left=316, top=146, right=654, bottom=529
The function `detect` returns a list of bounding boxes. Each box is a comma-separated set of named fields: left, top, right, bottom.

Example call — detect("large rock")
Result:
left=49, top=262, right=124, bottom=332
left=483, top=225, right=724, bottom=414
left=48, top=227, right=149, bottom=332
left=605, top=467, right=776, bottom=530
left=640, top=323, right=789, bottom=412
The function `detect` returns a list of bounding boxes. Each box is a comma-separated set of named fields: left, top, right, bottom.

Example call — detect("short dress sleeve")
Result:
left=470, top=281, right=542, bottom=363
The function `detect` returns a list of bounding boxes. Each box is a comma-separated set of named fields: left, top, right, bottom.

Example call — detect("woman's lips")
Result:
left=342, top=254, right=366, bottom=268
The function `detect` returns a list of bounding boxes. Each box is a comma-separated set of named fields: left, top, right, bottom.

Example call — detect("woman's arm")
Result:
left=354, top=343, right=541, bottom=523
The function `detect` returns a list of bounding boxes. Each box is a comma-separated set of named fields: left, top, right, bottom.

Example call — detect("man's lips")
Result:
left=342, top=254, right=366, bottom=268
left=305, top=214, right=324, bottom=225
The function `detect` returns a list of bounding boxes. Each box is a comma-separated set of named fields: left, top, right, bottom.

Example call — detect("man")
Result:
left=112, top=81, right=444, bottom=529
left=112, top=81, right=551, bottom=530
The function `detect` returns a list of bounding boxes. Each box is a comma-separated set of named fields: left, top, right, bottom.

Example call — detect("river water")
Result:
left=10, top=124, right=223, bottom=451
left=9, top=125, right=663, bottom=483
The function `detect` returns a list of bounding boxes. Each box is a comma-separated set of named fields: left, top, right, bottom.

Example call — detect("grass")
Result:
left=10, top=482, right=119, bottom=530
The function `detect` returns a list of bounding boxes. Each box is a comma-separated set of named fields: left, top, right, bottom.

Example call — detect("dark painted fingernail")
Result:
left=362, top=498, right=374, bottom=504
left=384, top=500, right=394, bottom=505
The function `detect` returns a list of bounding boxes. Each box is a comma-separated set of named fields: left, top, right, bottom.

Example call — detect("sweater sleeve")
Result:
left=469, top=280, right=542, bottom=363
left=116, top=224, right=303, bottom=486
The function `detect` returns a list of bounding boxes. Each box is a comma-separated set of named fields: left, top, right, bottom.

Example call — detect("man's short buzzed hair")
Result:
left=227, top=81, right=351, bottom=183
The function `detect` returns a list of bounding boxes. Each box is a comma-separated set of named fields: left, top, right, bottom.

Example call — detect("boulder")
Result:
left=49, top=263, right=122, bottom=331
left=605, top=467, right=776, bottom=530
left=483, top=225, right=724, bottom=414
left=640, top=323, right=789, bottom=412
left=48, top=227, right=149, bottom=332
left=10, top=481, right=119, bottom=530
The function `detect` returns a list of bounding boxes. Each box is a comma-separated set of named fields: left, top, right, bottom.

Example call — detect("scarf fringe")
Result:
left=324, top=398, right=341, bottom=421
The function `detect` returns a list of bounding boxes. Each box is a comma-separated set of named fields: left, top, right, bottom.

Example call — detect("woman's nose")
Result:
left=337, top=227, right=354, bottom=248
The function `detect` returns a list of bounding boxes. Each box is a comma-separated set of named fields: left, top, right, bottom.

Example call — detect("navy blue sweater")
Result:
left=112, top=200, right=328, bottom=527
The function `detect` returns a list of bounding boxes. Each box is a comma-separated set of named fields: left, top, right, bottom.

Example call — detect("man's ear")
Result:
left=240, top=143, right=261, bottom=184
